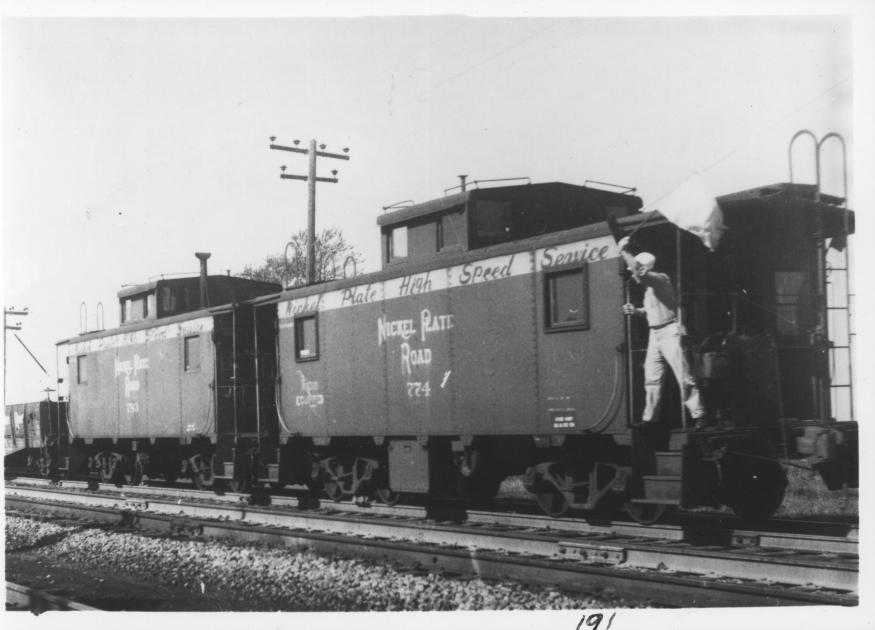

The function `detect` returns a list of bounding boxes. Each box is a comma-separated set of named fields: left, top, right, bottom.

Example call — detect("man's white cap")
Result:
left=634, top=252, right=656, bottom=271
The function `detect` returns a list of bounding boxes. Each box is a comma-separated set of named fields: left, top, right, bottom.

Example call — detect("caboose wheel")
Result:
left=535, top=488, right=570, bottom=517
left=228, top=476, right=251, bottom=493
left=37, top=455, right=54, bottom=479
left=324, top=480, right=344, bottom=502
left=523, top=470, right=570, bottom=518
left=375, top=486, right=400, bottom=505
left=190, top=455, right=214, bottom=490
left=96, top=452, right=125, bottom=486
left=372, top=467, right=399, bottom=505
left=624, top=502, right=669, bottom=525
left=192, top=471, right=213, bottom=490
left=719, top=454, right=787, bottom=522
left=525, top=464, right=570, bottom=517
left=123, top=460, right=143, bottom=486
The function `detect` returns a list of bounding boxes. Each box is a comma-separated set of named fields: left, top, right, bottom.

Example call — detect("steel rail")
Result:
left=6, top=478, right=858, bottom=555
left=6, top=581, right=100, bottom=612
left=5, top=486, right=857, bottom=603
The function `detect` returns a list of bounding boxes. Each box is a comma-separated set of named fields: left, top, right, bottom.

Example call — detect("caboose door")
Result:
left=213, top=310, right=236, bottom=440
left=213, top=305, right=260, bottom=480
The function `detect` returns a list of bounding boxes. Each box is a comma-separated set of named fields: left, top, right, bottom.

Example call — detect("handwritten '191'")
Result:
left=576, top=612, right=616, bottom=630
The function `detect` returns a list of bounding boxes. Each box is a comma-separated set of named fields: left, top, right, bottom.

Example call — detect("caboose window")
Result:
left=775, top=271, right=812, bottom=336
left=472, top=200, right=513, bottom=247
left=133, top=296, right=148, bottom=319
left=161, top=287, right=178, bottom=315
left=122, top=294, right=150, bottom=322
left=77, top=355, right=88, bottom=384
left=388, top=226, right=408, bottom=261
left=545, top=267, right=589, bottom=331
left=437, top=211, right=463, bottom=251
left=184, top=335, right=201, bottom=372
left=295, top=315, right=319, bottom=361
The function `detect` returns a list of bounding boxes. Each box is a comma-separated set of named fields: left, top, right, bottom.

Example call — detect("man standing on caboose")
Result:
left=618, top=236, right=707, bottom=428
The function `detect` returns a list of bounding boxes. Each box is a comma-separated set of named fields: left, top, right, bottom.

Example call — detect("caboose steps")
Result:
left=654, top=451, right=683, bottom=476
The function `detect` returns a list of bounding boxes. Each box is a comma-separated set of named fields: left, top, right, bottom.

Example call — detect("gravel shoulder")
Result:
left=6, top=515, right=647, bottom=611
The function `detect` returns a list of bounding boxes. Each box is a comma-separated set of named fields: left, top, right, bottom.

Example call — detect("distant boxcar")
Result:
left=4, top=400, right=68, bottom=474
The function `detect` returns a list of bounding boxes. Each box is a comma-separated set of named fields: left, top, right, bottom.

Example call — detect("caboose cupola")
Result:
left=378, top=179, right=642, bottom=268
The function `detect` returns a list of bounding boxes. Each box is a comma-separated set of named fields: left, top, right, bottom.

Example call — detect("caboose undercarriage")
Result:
left=17, top=413, right=856, bottom=527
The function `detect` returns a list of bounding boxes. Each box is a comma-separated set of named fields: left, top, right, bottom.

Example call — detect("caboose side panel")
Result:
left=65, top=339, right=120, bottom=439
left=277, top=296, right=328, bottom=436
left=384, top=276, right=453, bottom=436
left=273, top=229, right=626, bottom=441
left=179, top=318, right=216, bottom=437
left=448, top=256, right=538, bottom=435
left=64, top=315, right=217, bottom=441
left=114, top=337, right=149, bottom=436
left=145, top=338, right=178, bottom=435
left=323, top=300, right=388, bottom=437
left=535, top=237, right=626, bottom=434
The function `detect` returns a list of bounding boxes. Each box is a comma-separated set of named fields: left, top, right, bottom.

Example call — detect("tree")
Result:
left=240, top=227, right=364, bottom=287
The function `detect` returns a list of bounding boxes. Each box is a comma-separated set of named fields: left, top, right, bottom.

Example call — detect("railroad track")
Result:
left=6, top=477, right=859, bottom=554
left=5, top=480, right=858, bottom=607
left=6, top=582, right=98, bottom=612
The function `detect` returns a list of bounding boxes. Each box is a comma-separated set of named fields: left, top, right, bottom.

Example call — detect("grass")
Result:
left=774, top=462, right=858, bottom=519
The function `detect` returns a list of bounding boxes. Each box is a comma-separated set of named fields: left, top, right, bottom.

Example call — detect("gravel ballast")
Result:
left=5, top=515, right=646, bottom=611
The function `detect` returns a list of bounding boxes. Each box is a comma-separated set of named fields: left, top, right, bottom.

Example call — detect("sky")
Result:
left=1, top=2, right=871, bottom=411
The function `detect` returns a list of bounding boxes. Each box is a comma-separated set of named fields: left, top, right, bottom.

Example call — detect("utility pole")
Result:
left=269, top=137, right=350, bottom=285
left=4, top=306, right=29, bottom=407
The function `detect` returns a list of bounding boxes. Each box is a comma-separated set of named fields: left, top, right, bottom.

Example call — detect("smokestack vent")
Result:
left=195, top=252, right=211, bottom=308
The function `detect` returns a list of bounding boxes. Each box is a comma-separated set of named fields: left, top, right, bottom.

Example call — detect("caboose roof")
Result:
left=376, top=190, right=469, bottom=227
left=55, top=304, right=230, bottom=346
left=716, top=182, right=845, bottom=206
left=716, top=182, right=854, bottom=236
left=376, top=181, right=641, bottom=227
left=117, top=275, right=279, bottom=299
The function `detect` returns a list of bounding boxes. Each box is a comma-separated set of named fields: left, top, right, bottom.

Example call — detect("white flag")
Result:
left=655, top=173, right=724, bottom=251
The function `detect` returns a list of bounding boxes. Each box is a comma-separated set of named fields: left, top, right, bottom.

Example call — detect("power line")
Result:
left=699, top=76, right=850, bottom=176
left=14, top=334, right=48, bottom=375
left=416, top=23, right=557, bottom=101
left=643, top=76, right=850, bottom=212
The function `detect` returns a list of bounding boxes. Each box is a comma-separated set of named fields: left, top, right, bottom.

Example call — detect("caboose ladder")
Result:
left=789, top=130, right=854, bottom=422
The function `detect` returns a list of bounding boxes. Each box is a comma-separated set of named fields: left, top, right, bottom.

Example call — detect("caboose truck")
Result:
left=252, top=175, right=856, bottom=521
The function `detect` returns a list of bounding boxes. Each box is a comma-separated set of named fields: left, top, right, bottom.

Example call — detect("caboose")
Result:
left=54, top=265, right=280, bottom=488
left=248, top=176, right=856, bottom=521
